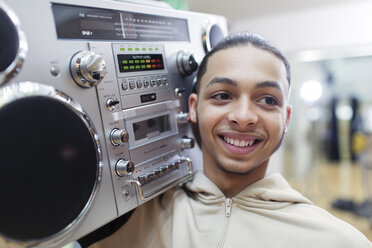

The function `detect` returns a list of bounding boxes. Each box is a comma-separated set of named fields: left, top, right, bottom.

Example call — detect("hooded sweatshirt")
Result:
left=89, top=171, right=372, bottom=248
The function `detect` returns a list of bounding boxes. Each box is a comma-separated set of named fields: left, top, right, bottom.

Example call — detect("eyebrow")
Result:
left=205, top=77, right=238, bottom=89
left=205, top=78, right=283, bottom=93
left=255, top=81, right=284, bottom=93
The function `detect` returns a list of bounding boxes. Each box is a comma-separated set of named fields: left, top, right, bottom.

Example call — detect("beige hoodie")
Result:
left=90, top=171, right=372, bottom=248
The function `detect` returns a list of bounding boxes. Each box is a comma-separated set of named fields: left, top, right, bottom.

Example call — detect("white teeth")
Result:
left=223, top=136, right=256, bottom=147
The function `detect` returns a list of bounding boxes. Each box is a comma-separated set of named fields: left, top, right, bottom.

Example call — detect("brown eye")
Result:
left=212, top=93, right=231, bottom=100
left=258, top=96, right=278, bottom=106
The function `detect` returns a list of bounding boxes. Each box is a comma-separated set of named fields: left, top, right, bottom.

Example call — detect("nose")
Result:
left=227, top=98, right=258, bottom=127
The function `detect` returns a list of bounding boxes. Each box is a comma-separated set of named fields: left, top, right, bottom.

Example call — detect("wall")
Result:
left=230, top=0, right=372, bottom=54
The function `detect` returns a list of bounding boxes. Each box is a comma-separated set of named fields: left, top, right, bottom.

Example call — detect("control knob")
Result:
left=106, top=98, right=120, bottom=111
left=177, top=112, right=189, bottom=124
left=176, top=51, right=198, bottom=76
left=174, top=87, right=187, bottom=96
left=115, top=159, right=135, bottom=177
left=70, top=50, right=107, bottom=88
left=110, top=128, right=129, bottom=146
left=181, top=137, right=195, bottom=149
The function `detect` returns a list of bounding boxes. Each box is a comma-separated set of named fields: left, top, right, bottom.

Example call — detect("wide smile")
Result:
left=222, top=136, right=260, bottom=147
left=218, top=134, right=263, bottom=154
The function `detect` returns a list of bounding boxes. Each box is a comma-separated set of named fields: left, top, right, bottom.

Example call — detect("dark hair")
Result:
left=195, top=32, right=291, bottom=94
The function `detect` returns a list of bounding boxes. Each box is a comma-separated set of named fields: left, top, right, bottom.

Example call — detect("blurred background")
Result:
left=161, top=0, right=372, bottom=240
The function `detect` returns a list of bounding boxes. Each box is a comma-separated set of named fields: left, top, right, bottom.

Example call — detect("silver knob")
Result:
left=70, top=50, right=107, bottom=88
left=177, top=112, right=188, bottom=124
left=110, top=128, right=129, bottom=146
left=106, top=98, right=120, bottom=111
left=181, top=137, right=195, bottom=149
left=115, top=159, right=135, bottom=177
left=176, top=51, right=198, bottom=76
left=175, top=87, right=187, bottom=96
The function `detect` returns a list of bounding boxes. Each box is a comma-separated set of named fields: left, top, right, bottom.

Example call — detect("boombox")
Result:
left=0, top=0, right=227, bottom=247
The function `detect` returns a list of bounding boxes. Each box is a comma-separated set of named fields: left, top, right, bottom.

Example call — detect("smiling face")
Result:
left=189, top=45, right=291, bottom=190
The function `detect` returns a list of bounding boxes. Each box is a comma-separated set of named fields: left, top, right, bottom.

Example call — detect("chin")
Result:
left=217, top=162, right=259, bottom=176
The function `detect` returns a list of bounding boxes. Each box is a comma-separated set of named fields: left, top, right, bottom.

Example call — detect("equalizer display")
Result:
left=117, top=54, right=164, bottom=73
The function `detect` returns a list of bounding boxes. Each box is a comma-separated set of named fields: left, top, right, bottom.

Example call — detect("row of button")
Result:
left=121, top=77, right=168, bottom=91
left=138, top=160, right=183, bottom=185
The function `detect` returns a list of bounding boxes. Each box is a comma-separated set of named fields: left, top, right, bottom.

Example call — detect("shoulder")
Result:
left=88, top=188, right=188, bottom=248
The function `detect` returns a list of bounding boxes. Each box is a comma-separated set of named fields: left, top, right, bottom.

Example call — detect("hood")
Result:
left=185, top=171, right=312, bottom=210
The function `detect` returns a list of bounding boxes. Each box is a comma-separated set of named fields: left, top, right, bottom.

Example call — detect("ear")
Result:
left=188, top=93, right=198, bottom=123
left=285, top=104, right=292, bottom=132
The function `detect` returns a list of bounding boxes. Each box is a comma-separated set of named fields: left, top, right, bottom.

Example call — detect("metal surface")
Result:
left=1, top=0, right=227, bottom=247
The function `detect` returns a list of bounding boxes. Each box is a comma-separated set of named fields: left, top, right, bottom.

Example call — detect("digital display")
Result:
left=133, top=115, right=170, bottom=141
left=52, top=3, right=190, bottom=41
left=118, top=54, right=164, bottom=73
left=141, top=93, right=157, bottom=103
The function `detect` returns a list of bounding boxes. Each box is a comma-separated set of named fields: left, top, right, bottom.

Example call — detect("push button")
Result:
left=167, top=163, right=175, bottom=172
left=138, top=175, right=146, bottom=185
left=121, top=82, right=128, bottom=91
left=160, top=166, right=168, bottom=174
left=129, top=81, right=136, bottom=89
left=146, top=172, right=155, bottom=183
left=153, top=169, right=161, bottom=179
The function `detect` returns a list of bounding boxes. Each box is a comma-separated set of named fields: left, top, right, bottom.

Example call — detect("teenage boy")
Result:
left=90, top=32, right=372, bottom=248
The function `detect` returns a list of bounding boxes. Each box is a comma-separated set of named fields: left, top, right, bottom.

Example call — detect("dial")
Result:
left=176, top=50, right=198, bottom=76
left=115, top=159, right=135, bottom=177
left=181, top=137, right=195, bottom=149
left=70, top=51, right=106, bottom=88
left=110, top=128, right=129, bottom=146
left=176, top=112, right=188, bottom=124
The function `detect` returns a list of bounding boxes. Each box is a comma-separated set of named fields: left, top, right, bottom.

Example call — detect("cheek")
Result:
left=263, top=112, right=286, bottom=134
left=197, top=108, right=214, bottom=133
left=196, top=104, right=223, bottom=138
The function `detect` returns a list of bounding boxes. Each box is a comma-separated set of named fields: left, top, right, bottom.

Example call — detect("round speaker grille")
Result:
left=0, top=2, right=27, bottom=85
left=0, top=94, right=99, bottom=241
left=0, top=8, right=18, bottom=72
left=203, top=23, right=225, bottom=53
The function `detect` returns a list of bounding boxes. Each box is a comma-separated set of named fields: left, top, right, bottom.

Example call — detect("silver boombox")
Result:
left=0, top=0, right=227, bottom=247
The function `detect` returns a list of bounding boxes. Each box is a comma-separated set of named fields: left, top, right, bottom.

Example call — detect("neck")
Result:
left=203, top=162, right=268, bottom=198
